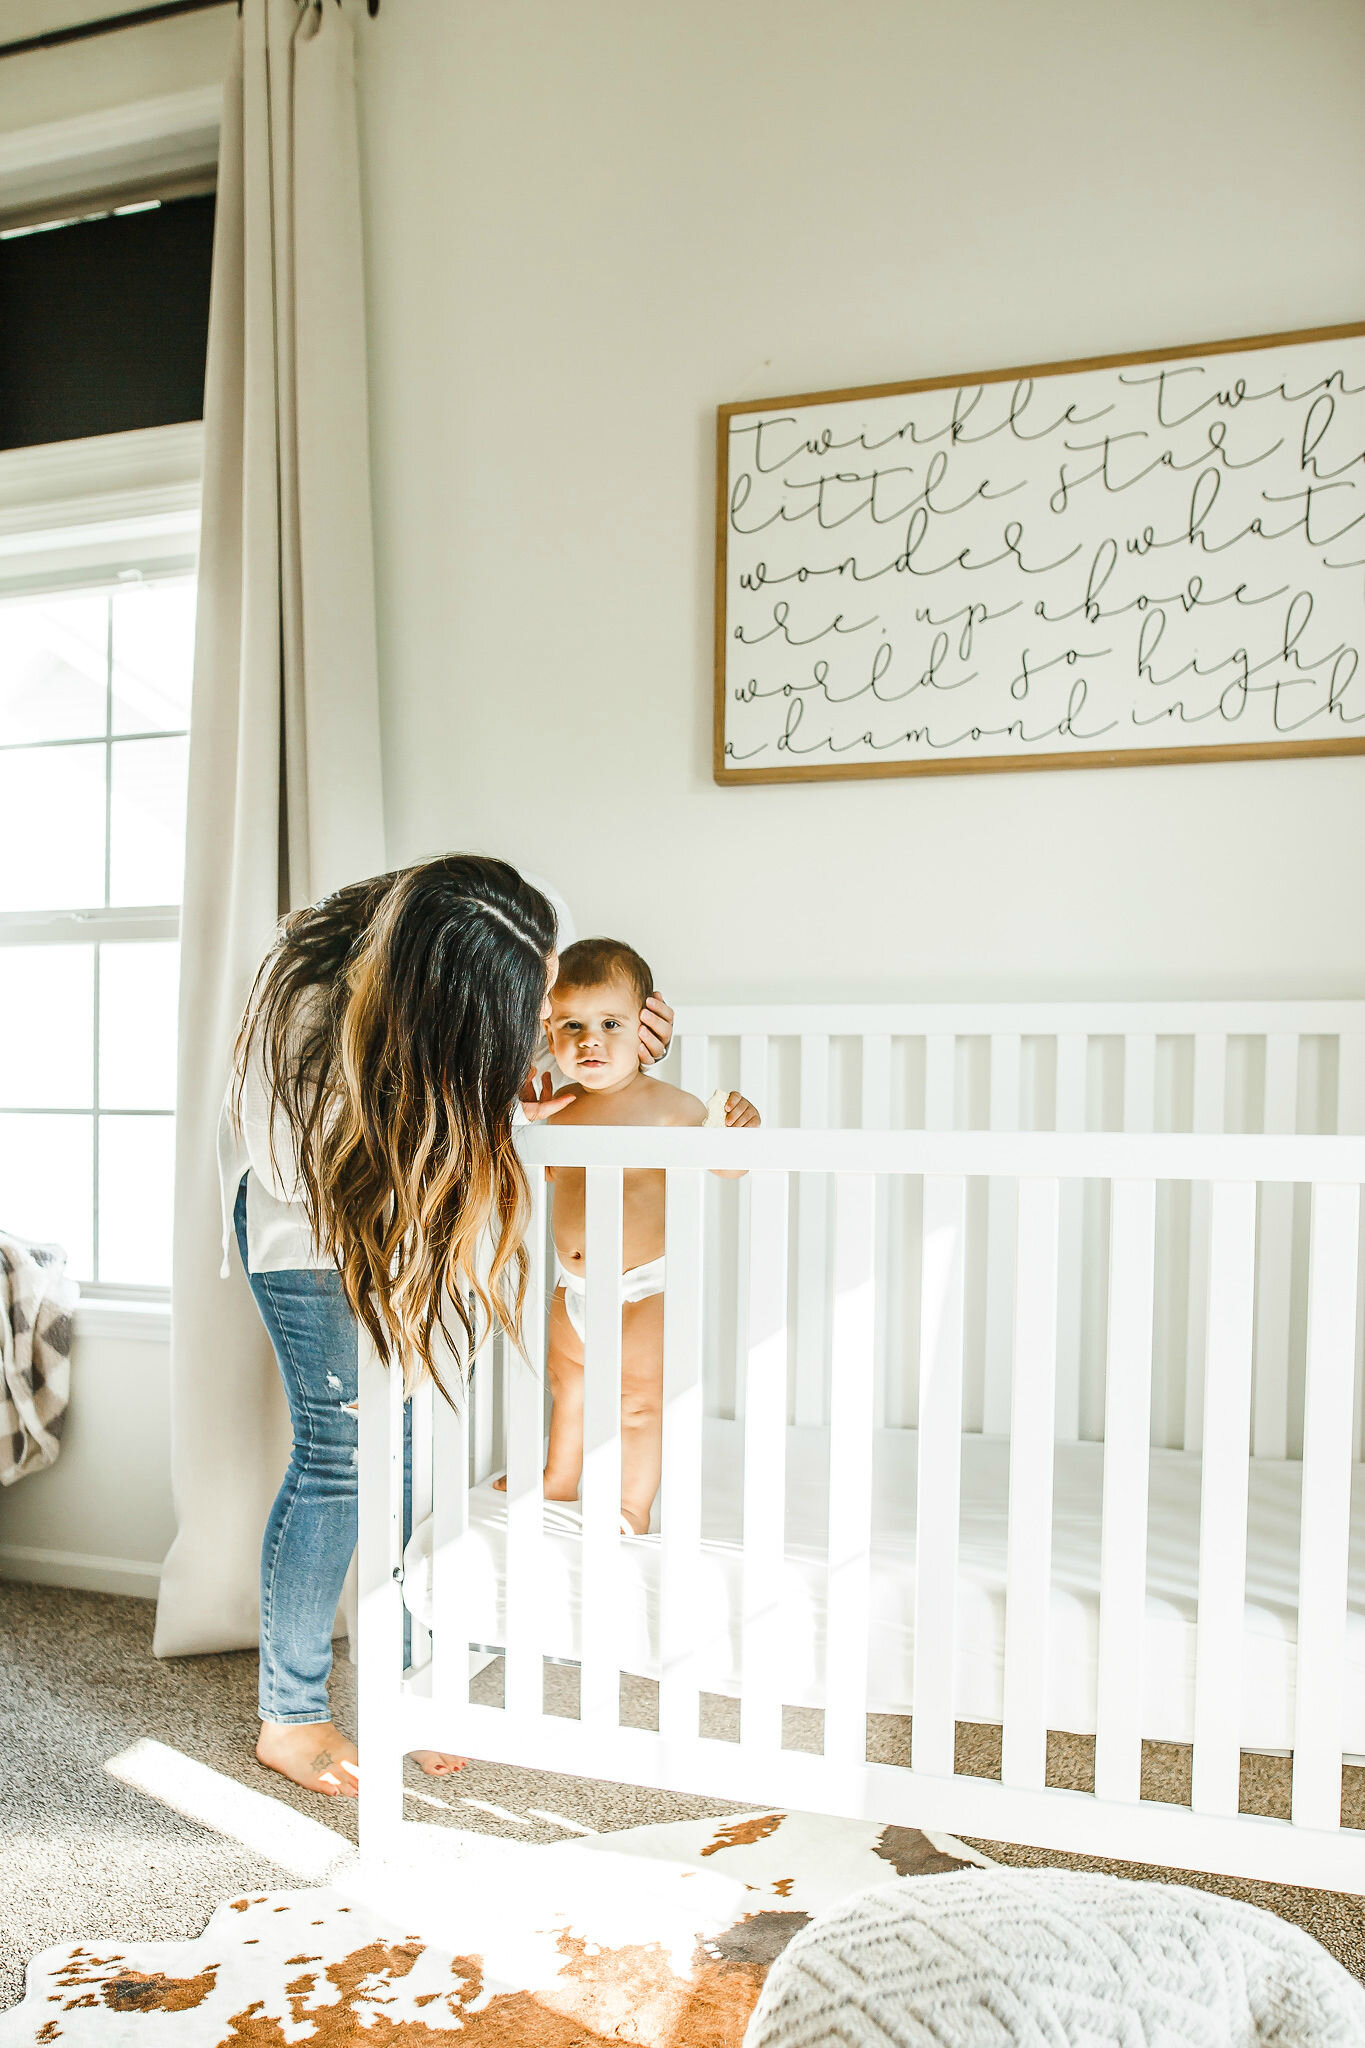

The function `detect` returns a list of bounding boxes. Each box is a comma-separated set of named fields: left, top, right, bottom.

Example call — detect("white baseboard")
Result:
left=0, top=1541, right=162, bottom=1600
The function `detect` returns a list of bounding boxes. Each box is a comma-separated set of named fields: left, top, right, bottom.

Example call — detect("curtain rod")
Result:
left=0, top=0, right=377, bottom=63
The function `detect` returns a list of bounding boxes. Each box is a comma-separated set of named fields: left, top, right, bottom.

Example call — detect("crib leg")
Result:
left=357, top=1330, right=407, bottom=1856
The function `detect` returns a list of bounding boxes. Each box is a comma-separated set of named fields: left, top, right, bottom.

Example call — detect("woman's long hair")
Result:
left=233, top=855, right=556, bottom=1396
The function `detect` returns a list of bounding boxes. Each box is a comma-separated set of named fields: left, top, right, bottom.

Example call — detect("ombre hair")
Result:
left=233, top=855, right=557, bottom=1396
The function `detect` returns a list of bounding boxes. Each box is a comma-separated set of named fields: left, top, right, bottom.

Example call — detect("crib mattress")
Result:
left=402, top=1421, right=1365, bottom=1752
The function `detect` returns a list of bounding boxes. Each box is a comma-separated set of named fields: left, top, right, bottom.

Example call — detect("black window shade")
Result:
left=0, top=190, right=214, bottom=451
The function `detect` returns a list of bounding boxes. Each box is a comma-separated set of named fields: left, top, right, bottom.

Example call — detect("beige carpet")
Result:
left=2, top=1580, right=1363, bottom=2013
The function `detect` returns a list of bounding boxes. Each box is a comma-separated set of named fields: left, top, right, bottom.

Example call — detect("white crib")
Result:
left=357, top=1002, right=1365, bottom=1893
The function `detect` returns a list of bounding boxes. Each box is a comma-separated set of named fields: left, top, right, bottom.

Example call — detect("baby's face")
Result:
left=548, top=979, right=641, bottom=1091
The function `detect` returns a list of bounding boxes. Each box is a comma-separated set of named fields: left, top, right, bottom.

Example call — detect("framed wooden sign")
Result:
left=714, top=323, right=1365, bottom=785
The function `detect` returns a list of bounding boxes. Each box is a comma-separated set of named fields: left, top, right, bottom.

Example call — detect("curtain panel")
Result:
left=155, top=0, right=385, bottom=1658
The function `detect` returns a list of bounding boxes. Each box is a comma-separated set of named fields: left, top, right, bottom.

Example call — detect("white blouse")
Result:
left=220, top=876, right=575, bottom=1276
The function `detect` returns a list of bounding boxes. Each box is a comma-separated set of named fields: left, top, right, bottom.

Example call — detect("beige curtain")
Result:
left=155, top=0, right=385, bottom=1658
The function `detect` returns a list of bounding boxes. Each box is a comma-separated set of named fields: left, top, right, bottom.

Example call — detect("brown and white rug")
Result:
left=3, top=1812, right=991, bottom=2047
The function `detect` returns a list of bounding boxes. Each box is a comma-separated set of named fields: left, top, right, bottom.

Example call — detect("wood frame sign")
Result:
left=713, top=323, right=1365, bottom=785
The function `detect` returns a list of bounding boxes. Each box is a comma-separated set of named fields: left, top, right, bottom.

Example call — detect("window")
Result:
left=0, top=574, right=193, bottom=1292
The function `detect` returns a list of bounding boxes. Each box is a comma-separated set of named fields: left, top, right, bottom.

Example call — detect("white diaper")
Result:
left=557, top=1255, right=666, bottom=1341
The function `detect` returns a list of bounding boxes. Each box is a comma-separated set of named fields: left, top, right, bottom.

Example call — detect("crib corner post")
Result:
left=356, top=1325, right=407, bottom=1857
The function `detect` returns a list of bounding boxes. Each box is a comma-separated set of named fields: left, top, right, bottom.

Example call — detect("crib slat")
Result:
left=861, top=1036, right=892, bottom=1128
left=1191, top=1180, right=1257, bottom=1817
left=1183, top=1034, right=1229, bottom=1455
left=1094, top=1177, right=1157, bottom=1804
left=1122, top=1034, right=1156, bottom=1134
left=799, top=1035, right=829, bottom=1124
left=1001, top=1177, right=1060, bottom=1791
left=467, top=1232, right=499, bottom=1484
left=739, top=1034, right=768, bottom=1106
left=912, top=1172, right=967, bottom=1776
left=984, top=1033, right=1022, bottom=1437
left=741, top=1171, right=789, bottom=1752
left=1254, top=1032, right=1299, bottom=1460
left=659, top=1168, right=705, bottom=1745
left=1291, top=1180, right=1360, bottom=1831
left=919, top=1041, right=957, bottom=1454
left=1338, top=1036, right=1365, bottom=1136
left=580, top=1166, right=624, bottom=1729
left=824, top=1174, right=877, bottom=1766
left=733, top=1034, right=769, bottom=1424
left=795, top=1034, right=831, bottom=1427
left=678, top=1032, right=708, bottom=1102
left=357, top=1329, right=407, bottom=1847
left=504, top=1163, right=547, bottom=1720
left=408, top=1377, right=434, bottom=1674
left=1053, top=1033, right=1087, bottom=1442
left=411, top=1377, right=434, bottom=1524
left=1336, top=1036, right=1365, bottom=1462
left=923, top=1034, right=955, bottom=1130
left=472, top=1318, right=496, bottom=1485
left=860, top=1035, right=893, bottom=1431
left=430, top=1336, right=470, bottom=1710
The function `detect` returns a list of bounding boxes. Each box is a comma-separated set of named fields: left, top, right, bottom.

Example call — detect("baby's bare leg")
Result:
left=619, top=1293, right=665, bottom=1535
left=542, top=1287, right=585, bottom=1502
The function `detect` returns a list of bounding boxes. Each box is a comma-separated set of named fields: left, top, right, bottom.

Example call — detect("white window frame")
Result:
left=0, top=421, right=202, bottom=1317
left=0, top=91, right=218, bottom=1336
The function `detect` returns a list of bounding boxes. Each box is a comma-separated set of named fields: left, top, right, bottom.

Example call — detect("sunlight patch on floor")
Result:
left=459, top=1796, right=537, bottom=1827
left=104, top=1739, right=356, bottom=1881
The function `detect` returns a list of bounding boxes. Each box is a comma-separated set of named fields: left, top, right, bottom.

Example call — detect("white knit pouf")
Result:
left=743, top=1868, right=1365, bottom=2046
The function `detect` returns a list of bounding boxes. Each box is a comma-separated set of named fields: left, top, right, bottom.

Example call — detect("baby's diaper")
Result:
left=557, top=1255, right=665, bottom=1342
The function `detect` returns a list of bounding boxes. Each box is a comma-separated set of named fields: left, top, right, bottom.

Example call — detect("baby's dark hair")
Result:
left=555, top=936, right=653, bottom=1011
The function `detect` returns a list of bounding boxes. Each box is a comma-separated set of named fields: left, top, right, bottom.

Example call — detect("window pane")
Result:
left=100, top=941, right=178, bottom=1110
left=0, top=590, right=108, bottom=743
left=109, top=734, right=188, bottom=905
left=112, top=579, right=195, bottom=735
left=0, top=944, right=94, bottom=1108
left=0, top=743, right=106, bottom=910
left=0, top=1112, right=93, bottom=1279
left=98, top=1114, right=173, bottom=1286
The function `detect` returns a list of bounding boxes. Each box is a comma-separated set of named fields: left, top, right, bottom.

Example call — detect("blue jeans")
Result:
left=234, top=1176, right=408, bottom=1724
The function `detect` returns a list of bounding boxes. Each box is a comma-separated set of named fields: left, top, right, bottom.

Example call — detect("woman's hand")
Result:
left=520, top=1072, right=574, bottom=1122
left=724, top=1092, right=760, bottom=1128
left=639, top=992, right=674, bottom=1068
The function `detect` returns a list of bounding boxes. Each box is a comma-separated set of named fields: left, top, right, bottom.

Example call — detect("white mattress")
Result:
left=403, top=1420, right=1365, bottom=1751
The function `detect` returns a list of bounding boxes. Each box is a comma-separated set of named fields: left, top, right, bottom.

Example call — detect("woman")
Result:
left=222, top=854, right=679, bottom=1797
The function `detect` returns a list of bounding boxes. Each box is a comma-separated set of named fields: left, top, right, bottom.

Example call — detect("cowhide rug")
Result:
left=2, top=1812, right=991, bottom=2047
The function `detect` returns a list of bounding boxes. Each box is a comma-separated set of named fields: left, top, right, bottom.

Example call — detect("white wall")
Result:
left=355, top=0, right=1365, bottom=1003
left=0, top=1322, right=174, bottom=1597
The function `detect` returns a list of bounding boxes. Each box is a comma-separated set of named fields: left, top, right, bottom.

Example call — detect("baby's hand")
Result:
left=724, top=1091, right=760, bottom=1129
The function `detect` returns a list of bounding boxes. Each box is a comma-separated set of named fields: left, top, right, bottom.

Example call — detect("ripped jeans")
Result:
left=235, top=1176, right=409, bottom=1724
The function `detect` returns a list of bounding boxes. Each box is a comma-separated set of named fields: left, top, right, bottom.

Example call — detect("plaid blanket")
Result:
left=1, top=1230, right=78, bottom=1487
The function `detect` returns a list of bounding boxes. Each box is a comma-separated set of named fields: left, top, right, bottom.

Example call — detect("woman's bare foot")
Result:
left=257, top=1720, right=360, bottom=1797
left=412, top=1749, right=466, bottom=1777
left=256, top=1721, right=466, bottom=1796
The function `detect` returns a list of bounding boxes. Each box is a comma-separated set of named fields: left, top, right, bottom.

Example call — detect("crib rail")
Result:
left=668, top=1001, right=1365, bottom=1460
left=359, top=1123, right=1365, bottom=1893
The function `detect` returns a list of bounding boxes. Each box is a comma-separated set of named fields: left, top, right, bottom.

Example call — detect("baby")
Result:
left=503, top=935, right=755, bottom=1533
